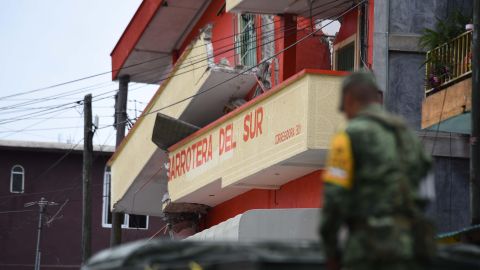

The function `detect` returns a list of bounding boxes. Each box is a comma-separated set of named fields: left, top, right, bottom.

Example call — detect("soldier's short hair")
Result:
left=340, top=71, right=381, bottom=111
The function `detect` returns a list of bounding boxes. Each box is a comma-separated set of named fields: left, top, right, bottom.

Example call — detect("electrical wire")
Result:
left=0, top=209, right=34, bottom=214
left=0, top=0, right=354, bottom=140
left=0, top=0, right=347, bottom=124
left=100, top=1, right=364, bottom=131
left=123, top=2, right=366, bottom=209
left=0, top=126, right=84, bottom=133
left=0, top=0, right=343, bottom=102
left=0, top=15, right=307, bottom=124
left=0, top=11, right=292, bottom=112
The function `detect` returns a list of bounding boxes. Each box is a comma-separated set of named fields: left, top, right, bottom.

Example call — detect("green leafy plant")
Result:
left=420, top=10, right=471, bottom=90
left=420, top=10, right=470, bottom=51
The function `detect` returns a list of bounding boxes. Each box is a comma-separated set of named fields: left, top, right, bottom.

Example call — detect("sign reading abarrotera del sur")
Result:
left=168, top=106, right=293, bottom=180
left=167, top=72, right=344, bottom=203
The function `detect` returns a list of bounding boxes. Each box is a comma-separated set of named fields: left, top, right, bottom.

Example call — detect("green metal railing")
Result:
left=425, top=30, right=473, bottom=94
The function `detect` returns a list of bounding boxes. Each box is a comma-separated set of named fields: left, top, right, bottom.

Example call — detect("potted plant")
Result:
left=420, top=10, right=471, bottom=90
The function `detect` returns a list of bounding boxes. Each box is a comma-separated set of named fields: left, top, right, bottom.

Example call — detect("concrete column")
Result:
left=372, top=0, right=389, bottom=93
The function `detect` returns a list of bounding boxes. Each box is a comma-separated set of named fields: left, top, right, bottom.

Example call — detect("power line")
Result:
left=0, top=12, right=294, bottom=112
left=0, top=0, right=342, bottom=102
left=0, top=81, right=116, bottom=111
left=121, top=2, right=366, bottom=208
left=115, top=2, right=362, bottom=230
left=0, top=126, right=84, bottom=133
left=0, top=18, right=300, bottom=124
left=0, top=109, right=73, bottom=139
left=0, top=209, right=34, bottom=214
left=0, top=88, right=119, bottom=124
left=101, top=1, right=364, bottom=131
left=0, top=0, right=352, bottom=129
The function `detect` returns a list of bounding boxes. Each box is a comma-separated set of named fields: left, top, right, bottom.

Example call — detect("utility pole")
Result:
left=111, top=75, right=129, bottom=246
left=25, top=197, right=58, bottom=270
left=82, top=94, right=93, bottom=262
left=471, top=0, right=480, bottom=225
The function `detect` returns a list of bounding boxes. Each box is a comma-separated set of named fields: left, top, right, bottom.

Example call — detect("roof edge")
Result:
left=110, top=0, right=165, bottom=80
left=0, top=140, right=115, bottom=153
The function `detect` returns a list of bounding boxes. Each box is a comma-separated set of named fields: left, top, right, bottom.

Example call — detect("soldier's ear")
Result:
left=376, top=90, right=383, bottom=104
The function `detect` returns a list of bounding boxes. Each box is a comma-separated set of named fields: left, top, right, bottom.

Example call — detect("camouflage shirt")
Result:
left=320, top=104, right=432, bottom=266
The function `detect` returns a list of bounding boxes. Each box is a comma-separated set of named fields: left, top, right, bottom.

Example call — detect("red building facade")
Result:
left=109, top=0, right=374, bottom=239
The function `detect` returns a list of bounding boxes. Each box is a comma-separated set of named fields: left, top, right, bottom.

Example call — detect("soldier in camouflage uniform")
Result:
left=320, top=72, right=434, bottom=270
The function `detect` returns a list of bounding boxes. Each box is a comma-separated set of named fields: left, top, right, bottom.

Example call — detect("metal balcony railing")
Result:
left=425, top=30, right=473, bottom=95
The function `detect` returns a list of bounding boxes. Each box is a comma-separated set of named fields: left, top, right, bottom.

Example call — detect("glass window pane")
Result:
left=337, top=42, right=355, bottom=71
left=238, top=14, right=257, bottom=67
left=12, top=174, right=23, bottom=192
left=106, top=199, right=112, bottom=225
left=128, top=214, right=147, bottom=229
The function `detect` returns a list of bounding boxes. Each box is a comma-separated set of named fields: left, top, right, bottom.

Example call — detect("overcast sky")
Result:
left=0, top=0, right=157, bottom=146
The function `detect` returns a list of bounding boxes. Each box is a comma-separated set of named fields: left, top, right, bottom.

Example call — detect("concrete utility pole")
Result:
left=82, top=94, right=93, bottom=262
left=25, top=197, right=58, bottom=270
left=110, top=75, right=129, bottom=246
left=471, top=0, right=480, bottom=225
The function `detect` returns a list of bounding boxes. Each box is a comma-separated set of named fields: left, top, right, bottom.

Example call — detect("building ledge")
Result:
left=109, top=34, right=256, bottom=216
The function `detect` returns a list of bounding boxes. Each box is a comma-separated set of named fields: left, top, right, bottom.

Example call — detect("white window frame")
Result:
left=102, top=169, right=149, bottom=229
left=235, top=13, right=257, bottom=67
left=10, top=165, right=25, bottom=193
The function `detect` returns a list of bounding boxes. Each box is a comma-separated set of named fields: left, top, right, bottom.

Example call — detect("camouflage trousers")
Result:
left=343, top=260, right=424, bottom=270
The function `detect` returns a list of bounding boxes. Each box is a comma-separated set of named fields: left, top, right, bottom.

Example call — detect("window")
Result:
left=10, top=165, right=24, bottom=193
left=333, top=35, right=358, bottom=72
left=102, top=168, right=148, bottom=229
left=336, top=42, right=355, bottom=71
left=236, top=14, right=257, bottom=66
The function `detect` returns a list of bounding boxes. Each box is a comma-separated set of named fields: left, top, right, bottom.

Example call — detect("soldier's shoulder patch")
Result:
left=323, top=132, right=354, bottom=189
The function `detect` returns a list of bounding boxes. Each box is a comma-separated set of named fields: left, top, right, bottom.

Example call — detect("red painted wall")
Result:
left=268, top=15, right=331, bottom=86
left=295, top=31, right=331, bottom=72
left=177, top=0, right=236, bottom=67
left=334, top=9, right=358, bottom=45
left=204, top=170, right=324, bottom=228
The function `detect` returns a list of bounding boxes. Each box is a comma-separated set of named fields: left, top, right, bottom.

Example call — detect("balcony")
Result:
left=109, top=33, right=256, bottom=216
left=422, top=31, right=473, bottom=134
left=166, top=69, right=347, bottom=207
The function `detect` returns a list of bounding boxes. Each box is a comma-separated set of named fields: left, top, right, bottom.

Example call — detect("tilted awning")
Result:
left=111, top=0, right=211, bottom=83
left=152, top=113, right=200, bottom=150
left=226, top=0, right=354, bottom=19
left=186, top=208, right=320, bottom=242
